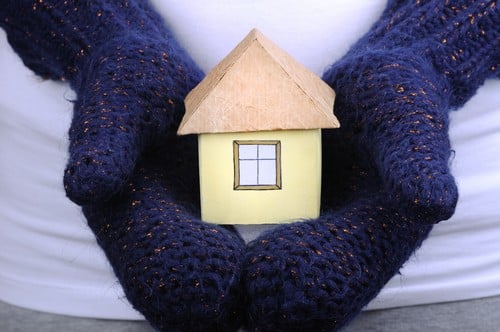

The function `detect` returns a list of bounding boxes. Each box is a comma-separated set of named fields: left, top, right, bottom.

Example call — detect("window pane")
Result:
left=239, top=145, right=257, bottom=159
left=258, top=160, right=276, bottom=185
left=259, top=145, right=276, bottom=159
left=239, top=160, right=258, bottom=185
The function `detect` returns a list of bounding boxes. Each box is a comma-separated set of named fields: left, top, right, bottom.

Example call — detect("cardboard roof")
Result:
left=177, top=29, right=339, bottom=135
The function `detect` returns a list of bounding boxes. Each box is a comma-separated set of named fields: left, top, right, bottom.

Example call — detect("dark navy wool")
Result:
left=1, top=0, right=498, bottom=331
left=1, top=1, right=245, bottom=331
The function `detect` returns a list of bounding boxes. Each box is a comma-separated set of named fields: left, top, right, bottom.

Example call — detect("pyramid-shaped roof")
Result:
left=177, top=29, right=339, bottom=135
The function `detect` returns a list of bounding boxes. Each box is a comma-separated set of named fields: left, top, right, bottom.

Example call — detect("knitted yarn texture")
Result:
left=1, top=0, right=499, bottom=331
left=1, top=0, right=204, bottom=205
left=1, top=1, right=246, bottom=331
left=243, top=0, right=498, bottom=331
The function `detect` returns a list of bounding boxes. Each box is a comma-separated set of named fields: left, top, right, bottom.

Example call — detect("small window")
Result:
left=233, top=140, right=281, bottom=190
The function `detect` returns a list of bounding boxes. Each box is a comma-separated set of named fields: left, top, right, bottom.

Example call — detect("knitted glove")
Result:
left=1, top=0, right=200, bottom=204
left=1, top=1, right=245, bottom=331
left=243, top=1, right=499, bottom=331
left=82, top=138, right=246, bottom=332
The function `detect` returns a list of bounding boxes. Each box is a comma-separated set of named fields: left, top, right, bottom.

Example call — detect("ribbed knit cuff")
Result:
left=0, top=1, right=178, bottom=83
left=338, top=0, right=499, bottom=108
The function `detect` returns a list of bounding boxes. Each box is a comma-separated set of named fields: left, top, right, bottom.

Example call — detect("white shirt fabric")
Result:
left=0, top=0, right=499, bottom=319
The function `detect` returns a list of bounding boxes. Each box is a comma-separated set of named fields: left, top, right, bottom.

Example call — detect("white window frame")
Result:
left=233, top=140, right=282, bottom=190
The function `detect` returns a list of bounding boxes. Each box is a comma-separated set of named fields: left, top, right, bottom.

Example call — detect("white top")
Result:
left=0, top=0, right=499, bottom=319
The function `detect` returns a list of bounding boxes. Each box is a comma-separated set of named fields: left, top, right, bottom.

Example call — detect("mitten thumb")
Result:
left=324, top=50, right=458, bottom=224
left=64, top=36, right=202, bottom=205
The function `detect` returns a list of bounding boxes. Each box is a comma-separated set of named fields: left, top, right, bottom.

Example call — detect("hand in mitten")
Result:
left=243, top=1, right=499, bottom=331
left=1, top=1, right=245, bottom=331
left=1, top=0, right=203, bottom=205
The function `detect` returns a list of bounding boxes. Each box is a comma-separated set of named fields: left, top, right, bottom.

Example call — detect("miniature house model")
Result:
left=178, top=29, right=339, bottom=225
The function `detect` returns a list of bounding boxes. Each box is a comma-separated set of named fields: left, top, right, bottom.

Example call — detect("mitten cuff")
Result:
left=344, top=0, right=499, bottom=108
left=0, top=1, right=172, bottom=82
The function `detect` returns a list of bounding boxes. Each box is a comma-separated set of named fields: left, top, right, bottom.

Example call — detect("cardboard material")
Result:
left=177, top=29, right=339, bottom=225
left=198, top=130, right=322, bottom=225
left=178, top=28, right=339, bottom=135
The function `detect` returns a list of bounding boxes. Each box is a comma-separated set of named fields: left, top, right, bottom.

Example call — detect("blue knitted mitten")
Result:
left=243, top=1, right=499, bottom=331
left=1, top=1, right=245, bottom=331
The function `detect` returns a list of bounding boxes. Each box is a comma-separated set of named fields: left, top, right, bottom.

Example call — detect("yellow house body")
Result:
left=178, top=29, right=339, bottom=225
